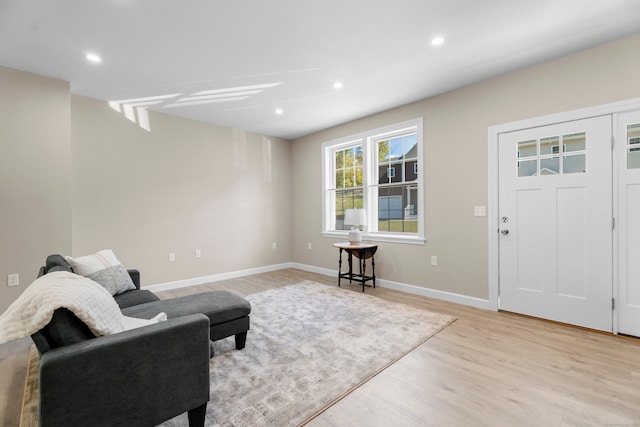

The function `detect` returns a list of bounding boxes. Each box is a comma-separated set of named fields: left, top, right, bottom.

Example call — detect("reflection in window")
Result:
left=516, top=131, right=587, bottom=177
left=333, top=144, right=363, bottom=230
left=627, top=123, right=640, bottom=169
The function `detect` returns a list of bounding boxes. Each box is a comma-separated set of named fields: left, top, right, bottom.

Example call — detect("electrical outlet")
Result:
left=168, top=253, right=176, bottom=262
left=272, top=242, right=277, bottom=249
left=195, top=249, right=201, bottom=258
left=7, top=274, right=19, bottom=287
left=431, top=256, right=438, bottom=266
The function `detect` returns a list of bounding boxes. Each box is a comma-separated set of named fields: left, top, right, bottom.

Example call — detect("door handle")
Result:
left=501, top=229, right=509, bottom=235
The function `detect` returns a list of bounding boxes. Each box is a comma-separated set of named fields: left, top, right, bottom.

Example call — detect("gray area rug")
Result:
left=159, top=281, right=455, bottom=427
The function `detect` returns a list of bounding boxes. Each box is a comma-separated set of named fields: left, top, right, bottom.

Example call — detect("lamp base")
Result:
left=348, top=227, right=362, bottom=245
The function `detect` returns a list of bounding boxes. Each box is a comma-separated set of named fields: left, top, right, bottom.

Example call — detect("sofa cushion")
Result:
left=122, top=290, right=251, bottom=325
left=32, top=308, right=96, bottom=354
left=114, top=289, right=160, bottom=309
left=65, top=249, right=136, bottom=296
left=45, top=254, right=73, bottom=274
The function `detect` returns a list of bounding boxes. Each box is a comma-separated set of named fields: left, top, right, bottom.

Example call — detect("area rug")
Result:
left=21, top=281, right=455, bottom=427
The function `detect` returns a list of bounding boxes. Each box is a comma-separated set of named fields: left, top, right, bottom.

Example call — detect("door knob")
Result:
left=501, top=229, right=509, bottom=235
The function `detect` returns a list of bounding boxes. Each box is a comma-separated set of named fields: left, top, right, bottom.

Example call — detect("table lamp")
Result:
left=344, top=208, right=367, bottom=244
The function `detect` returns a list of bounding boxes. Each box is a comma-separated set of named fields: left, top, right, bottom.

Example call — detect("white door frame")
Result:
left=487, top=97, right=640, bottom=331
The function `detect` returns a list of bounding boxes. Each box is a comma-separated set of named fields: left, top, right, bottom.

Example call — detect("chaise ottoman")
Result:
left=122, top=290, right=251, bottom=356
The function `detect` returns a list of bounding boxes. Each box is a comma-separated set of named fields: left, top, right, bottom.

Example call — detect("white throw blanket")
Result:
left=0, top=271, right=166, bottom=345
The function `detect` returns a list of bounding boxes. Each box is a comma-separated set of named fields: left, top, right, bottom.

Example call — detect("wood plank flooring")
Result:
left=1, top=268, right=639, bottom=426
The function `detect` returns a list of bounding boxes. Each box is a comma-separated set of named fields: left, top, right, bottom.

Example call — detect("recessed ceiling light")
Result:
left=275, top=108, right=283, bottom=115
left=431, top=36, right=445, bottom=46
left=333, top=81, right=343, bottom=89
left=85, top=53, right=102, bottom=63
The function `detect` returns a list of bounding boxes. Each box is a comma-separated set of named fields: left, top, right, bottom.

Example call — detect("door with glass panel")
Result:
left=617, top=110, right=640, bottom=337
left=498, top=116, right=612, bottom=331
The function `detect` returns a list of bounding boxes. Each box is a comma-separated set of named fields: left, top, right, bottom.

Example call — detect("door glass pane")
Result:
left=540, top=136, right=560, bottom=155
left=564, top=132, right=586, bottom=153
left=564, top=154, right=586, bottom=174
left=628, top=123, right=640, bottom=169
left=517, top=139, right=537, bottom=158
left=540, top=157, right=559, bottom=175
left=518, top=160, right=537, bottom=177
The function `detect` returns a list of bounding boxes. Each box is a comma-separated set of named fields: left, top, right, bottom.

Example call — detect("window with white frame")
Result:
left=322, top=118, right=424, bottom=244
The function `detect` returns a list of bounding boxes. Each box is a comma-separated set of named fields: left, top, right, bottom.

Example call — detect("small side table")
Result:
left=333, top=242, right=378, bottom=292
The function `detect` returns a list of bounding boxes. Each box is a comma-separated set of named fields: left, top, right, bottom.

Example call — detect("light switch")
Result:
left=474, top=206, right=486, bottom=217
left=7, top=274, right=19, bottom=287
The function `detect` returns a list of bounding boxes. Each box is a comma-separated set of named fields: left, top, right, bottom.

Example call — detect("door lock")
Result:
left=501, top=229, right=509, bottom=235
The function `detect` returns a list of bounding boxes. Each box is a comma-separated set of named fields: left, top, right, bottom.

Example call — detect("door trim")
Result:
left=488, top=97, right=640, bottom=316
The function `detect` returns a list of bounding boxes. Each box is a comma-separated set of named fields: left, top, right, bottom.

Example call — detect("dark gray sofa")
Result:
left=33, top=255, right=211, bottom=427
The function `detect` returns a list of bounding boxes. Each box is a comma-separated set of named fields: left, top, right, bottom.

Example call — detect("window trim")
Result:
left=321, top=118, right=425, bottom=245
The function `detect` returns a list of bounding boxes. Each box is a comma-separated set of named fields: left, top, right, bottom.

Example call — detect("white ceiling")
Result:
left=1, top=0, right=639, bottom=140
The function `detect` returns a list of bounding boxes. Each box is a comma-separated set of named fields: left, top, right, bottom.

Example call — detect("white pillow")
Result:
left=65, top=249, right=136, bottom=296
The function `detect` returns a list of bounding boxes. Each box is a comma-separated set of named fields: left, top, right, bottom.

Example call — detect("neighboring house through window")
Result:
left=322, top=118, right=424, bottom=244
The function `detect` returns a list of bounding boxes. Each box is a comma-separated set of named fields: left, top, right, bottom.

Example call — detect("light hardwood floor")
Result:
left=1, top=268, right=639, bottom=426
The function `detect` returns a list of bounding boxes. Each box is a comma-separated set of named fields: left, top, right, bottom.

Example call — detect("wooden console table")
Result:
left=333, top=242, right=377, bottom=292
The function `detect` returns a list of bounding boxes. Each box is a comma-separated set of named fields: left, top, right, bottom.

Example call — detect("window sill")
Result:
left=322, top=231, right=426, bottom=245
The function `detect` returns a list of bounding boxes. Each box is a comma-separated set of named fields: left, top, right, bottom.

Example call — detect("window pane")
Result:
left=335, top=190, right=345, bottom=230
left=335, top=169, right=344, bottom=188
left=405, top=160, right=417, bottom=181
left=390, top=163, right=402, bottom=183
left=540, top=136, right=559, bottom=155
left=390, top=137, right=403, bottom=161
left=628, top=123, right=640, bottom=169
left=628, top=148, right=640, bottom=169
left=355, top=166, right=363, bottom=186
left=540, top=157, right=559, bottom=175
left=335, top=150, right=344, bottom=169
left=403, top=134, right=418, bottom=159
left=354, top=146, right=363, bottom=166
left=517, top=139, right=537, bottom=158
left=378, top=140, right=389, bottom=162
left=377, top=185, right=417, bottom=233
left=563, top=154, right=586, bottom=174
left=564, top=132, right=585, bottom=152
left=518, top=159, right=537, bottom=177
left=378, top=165, right=389, bottom=184
left=345, top=148, right=354, bottom=168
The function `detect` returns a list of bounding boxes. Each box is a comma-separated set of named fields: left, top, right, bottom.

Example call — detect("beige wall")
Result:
left=0, top=67, right=71, bottom=313
left=291, top=34, right=640, bottom=300
left=71, top=95, right=292, bottom=285
left=2, top=33, right=639, bottom=314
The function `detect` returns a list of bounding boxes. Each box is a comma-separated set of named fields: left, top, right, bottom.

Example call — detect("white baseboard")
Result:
left=147, top=262, right=294, bottom=292
left=147, top=261, right=492, bottom=311
left=291, top=262, right=493, bottom=310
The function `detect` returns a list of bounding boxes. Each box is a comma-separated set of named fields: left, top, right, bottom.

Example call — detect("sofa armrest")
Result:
left=38, top=314, right=210, bottom=427
left=127, top=269, right=140, bottom=288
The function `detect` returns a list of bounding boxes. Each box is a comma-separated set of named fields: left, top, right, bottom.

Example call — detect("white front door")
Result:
left=498, top=116, right=613, bottom=331
left=617, top=109, right=640, bottom=337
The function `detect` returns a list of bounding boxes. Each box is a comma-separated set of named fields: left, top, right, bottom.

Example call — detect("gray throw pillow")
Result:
left=65, top=249, right=136, bottom=296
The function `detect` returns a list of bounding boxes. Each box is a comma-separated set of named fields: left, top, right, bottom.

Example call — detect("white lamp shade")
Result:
left=344, top=208, right=367, bottom=226
left=344, top=209, right=366, bottom=244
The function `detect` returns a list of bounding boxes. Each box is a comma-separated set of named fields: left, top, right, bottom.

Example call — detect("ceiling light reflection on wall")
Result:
left=333, top=82, right=343, bottom=89
left=275, top=108, right=283, bottom=115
